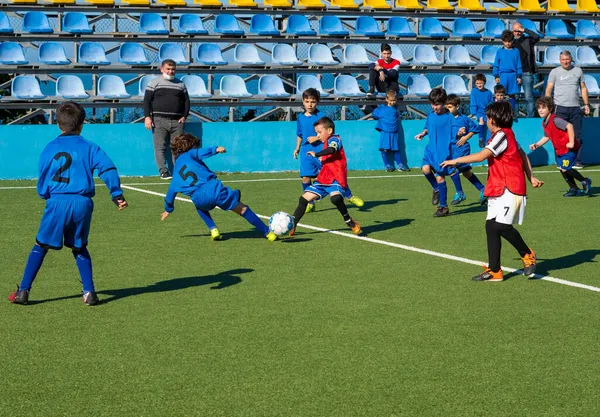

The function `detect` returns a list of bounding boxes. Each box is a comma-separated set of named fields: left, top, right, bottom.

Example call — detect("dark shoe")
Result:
left=433, top=206, right=449, bottom=217
left=82, top=291, right=99, bottom=306
left=367, top=87, right=375, bottom=97
left=8, top=286, right=28, bottom=305
left=581, top=178, right=592, bottom=195
left=398, top=166, right=411, bottom=172
left=160, top=170, right=172, bottom=180
left=431, top=190, right=440, bottom=206
left=573, top=163, right=584, bottom=170
left=478, top=138, right=485, bottom=148
left=385, top=166, right=395, bottom=172
left=450, top=192, right=466, bottom=206
left=472, top=267, right=504, bottom=282
left=563, top=188, right=581, bottom=197
left=479, top=191, right=488, bottom=206
left=521, top=249, right=537, bottom=277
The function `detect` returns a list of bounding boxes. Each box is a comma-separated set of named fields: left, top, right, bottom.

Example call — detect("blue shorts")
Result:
left=299, top=143, right=322, bottom=178
left=557, top=151, right=577, bottom=171
left=192, top=179, right=240, bottom=212
left=36, top=195, right=94, bottom=250
left=451, top=142, right=472, bottom=172
left=422, top=148, right=455, bottom=177
left=305, top=180, right=348, bottom=200
left=379, top=131, right=399, bottom=152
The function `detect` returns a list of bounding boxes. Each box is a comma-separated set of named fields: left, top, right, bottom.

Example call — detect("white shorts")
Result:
left=486, top=189, right=526, bottom=225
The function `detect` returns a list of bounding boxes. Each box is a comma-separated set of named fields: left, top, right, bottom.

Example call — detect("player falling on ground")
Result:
left=160, top=133, right=278, bottom=242
left=529, top=96, right=592, bottom=197
left=290, top=117, right=361, bottom=236
left=441, top=101, right=543, bottom=282
left=8, top=102, right=128, bottom=306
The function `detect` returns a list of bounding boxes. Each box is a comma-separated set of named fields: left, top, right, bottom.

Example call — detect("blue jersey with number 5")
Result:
left=37, top=133, right=122, bottom=200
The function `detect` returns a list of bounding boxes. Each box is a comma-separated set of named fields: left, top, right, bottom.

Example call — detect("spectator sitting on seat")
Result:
left=367, top=43, right=401, bottom=97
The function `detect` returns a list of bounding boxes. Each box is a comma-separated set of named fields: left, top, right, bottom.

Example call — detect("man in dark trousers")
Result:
left=512, top=21, right=540, bottom=118
left=144, top=59, right=190, bottom=179
left=367, top=43, right=400, bottom=96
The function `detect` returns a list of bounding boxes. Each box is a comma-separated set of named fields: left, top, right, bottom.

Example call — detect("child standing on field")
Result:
left=470, top=73, right=494, bottom=148
left=372, top=90, right=410, bottom=172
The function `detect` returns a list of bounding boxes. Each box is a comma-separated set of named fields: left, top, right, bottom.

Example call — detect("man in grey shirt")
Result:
left=545, top=51, right=590, bottom=168
left=143, top=59, right=190, bottom=179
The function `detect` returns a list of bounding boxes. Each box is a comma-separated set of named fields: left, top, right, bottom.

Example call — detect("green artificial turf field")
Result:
left=1, top=167, right=599, bottom=416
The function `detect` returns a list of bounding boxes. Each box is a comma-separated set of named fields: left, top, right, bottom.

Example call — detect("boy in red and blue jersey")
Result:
left=530, top=96, right=592, bottom=197
left=8, top=102, right=128, bottom=306
left=290, top=117, right=361, bottom=236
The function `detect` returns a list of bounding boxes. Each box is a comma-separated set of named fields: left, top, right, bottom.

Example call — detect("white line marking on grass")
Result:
left=122, top=184, right=600, bottom=294
left=2, top=168, right=598, bottom=190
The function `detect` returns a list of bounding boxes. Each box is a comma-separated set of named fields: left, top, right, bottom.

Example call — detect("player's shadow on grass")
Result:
left=181, top=230, right=266, bottom=240
left=449, top=202, right=487, bottom=216
left=503, top=249, right=600, bottom=280
left=315, top=198, right=407, bottom=213
left=360, top=218, right=414, bottom=234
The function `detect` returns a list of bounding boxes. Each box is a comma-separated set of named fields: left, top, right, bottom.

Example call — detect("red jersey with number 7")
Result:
left=484, top=128, right=527, bottom=197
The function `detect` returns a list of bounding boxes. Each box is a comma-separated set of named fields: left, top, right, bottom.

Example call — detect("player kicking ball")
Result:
left=441, top=102, right=543, bottom=282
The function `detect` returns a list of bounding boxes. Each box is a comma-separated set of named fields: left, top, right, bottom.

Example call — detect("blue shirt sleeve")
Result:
left=465, top=117, right=479, bottom=134
left=296, top=117, right=303, bottom=138
left=493, top=50, right=500, bottom=78
left=193, top=146, right=218, bottom=162
left=91, top=144, right=123, bottom=199
left=164, top=182, right=177, bottom=213
left=372, top=106, right=382, bottom=120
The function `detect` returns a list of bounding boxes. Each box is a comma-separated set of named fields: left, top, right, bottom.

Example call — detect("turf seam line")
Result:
left=121, top=184, right=600, bottom=294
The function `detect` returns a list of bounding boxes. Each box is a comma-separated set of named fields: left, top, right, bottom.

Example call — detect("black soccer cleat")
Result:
left=82, top=291, right=100, bottom=306
left=160, top=170, right=172, bottom=180
left=431, top=190, right=440, bottom=206
left=8, top=286, right=29, bottom=305
left=433, top=206, right=449, bottom=217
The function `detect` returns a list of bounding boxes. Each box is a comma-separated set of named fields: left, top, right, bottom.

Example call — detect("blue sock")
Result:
left=438, top=181, right=448, bottom=207
left=381, top=151, right=392, bottom=169
left=19, top=245, right=47, bottom=291
left=478, top=124, right=485, bottom=142
left=424, top=172, right=438, bottom=191
left=241, top=206, right=269, bottom=236
left=197, top=209, right=217, bottom=230
left=392, top=152, right=406, bottom=169
left=73, top=247, right=95, bottom=293
left=449, top=173, right=463, bottom=194
left=467, top=173, right=485, bottom=192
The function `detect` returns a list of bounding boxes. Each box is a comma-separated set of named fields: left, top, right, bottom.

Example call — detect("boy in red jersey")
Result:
left=530, top=96, right=592, bottom=197
left=290, top=117, right=361, bottom=236
left=441, top=102, right=543, bottom=282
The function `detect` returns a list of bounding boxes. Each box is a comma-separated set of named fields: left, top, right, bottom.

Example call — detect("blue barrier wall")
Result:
left=1, top=118, right=598, bottom=179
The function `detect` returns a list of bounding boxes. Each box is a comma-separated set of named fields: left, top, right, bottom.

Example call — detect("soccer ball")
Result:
left=269, top=212, right=294, bottom=236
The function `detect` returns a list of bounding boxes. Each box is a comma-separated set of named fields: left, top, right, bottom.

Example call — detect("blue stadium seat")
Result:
left=138, top=75, right=154, bottom=96
left=11, top=76, right=45, bottom=99
left=387, top=17, right=415, bottom=37
left=159, top=43, right=190, bottom=65
left=219, top=75, right=252, bottom=98
left=38, top=42, right=70, bottom=65
left=334, top=75, right=365, bottom=97
left=483, top=18, right=505, bottom=38
left=480, top=45, right=499, bottom=65
left=546, top=19, right=574, bottom=39
left=234, top=44, right=265, bottom=65
left=355, top=16, right=384, bottom=37
left=406, top=75, right=432, bottom=96
left=543, top=46, right=561, bottom=66
left=119, top=43, right=150, bottom=65
left=23, top=12, right=53, bottom=34
left=79, top=42, right=110, bottom=65
left=576, top=46, right=600, bottom=66
left=215, top=15, right=244, bottom=36
left=56, top=75, right=89, bottom=99
left=177, top=15, right=208, bottom=35
left=390, top=45, right=410, bottom=64
left=485, top=74, right=496, bottom=91
left=517, top=19, right=544, bottom=38
left=258, top=75, right=291, bottom=98
left=343, top=44, right=371, bottom=65
left=63, top=12, right=92, bottom=34
left=182, top=75, right=212, bottom=98
left=576, top=20, right=600, bottom=40
left=442, top=75, right=469, bottom=96
left=296, top=75, right=329, bottom=97
left=445, top=45, right=476, bottom=65
left=250, top=15, right=279, bottom=35
left=319, top=16, right=349, bottom=36
left=413, top=45, right=443, bottom=65
left=286, top=15, right=316, bottom=36
left=420, top=17, right=448, bottom=38
left=196, top=44, right=227, bottom=65
left=272, top=44, right=302, bottom=66
left=584, top=74, right=600, bottom=95
left=98, top=75, right=131, bottom=99
left=0, top=12, right=14, bottom=34
left=451, top=18, right=480, bottom=39
left=308, top=44, right=338, bottom=65
left=139, top=13, right=168, bottom=35
left=0, top=42, right=28, bottom=65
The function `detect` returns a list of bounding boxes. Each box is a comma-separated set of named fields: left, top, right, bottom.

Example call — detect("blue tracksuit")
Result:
left=372, top=104, right=400, bottom=151
left=422, top=111, right=454, bottom=177
left=296, top=109, right=324, bottom=177
left=493, top=48, right=522, bottom=95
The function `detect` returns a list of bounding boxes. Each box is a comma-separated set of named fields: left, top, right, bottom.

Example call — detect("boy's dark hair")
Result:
left=485, top=101, right=513, bottom=129
left=494, top=84, right=506, bottom=95
left=381, top=43, right=392, bottom=53
left=386, top=89, right=397, bottom=100
left=474, top=73, right=486, bottom=83
left=501, top=30, right=514, bottom=42
left=446, top=94, right=460, bottom=107
left=161, top=59, right=176, bottom=68
left=536, top=96, right=555, bottom=112
left=56, top=101, right=85, bottom=133
left=171, top=133, right=200, bottom=157
left=302, top=88, right=320, bottom=102
left=428, top=87, right=447, bottom=105
left=314, top=116, right=335, bottom=134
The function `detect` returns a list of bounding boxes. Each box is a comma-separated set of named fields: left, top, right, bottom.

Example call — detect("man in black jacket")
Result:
left=512, top=22, right=540, bottom=118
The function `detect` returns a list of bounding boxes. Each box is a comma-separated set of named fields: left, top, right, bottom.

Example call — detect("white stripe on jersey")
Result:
left=486, top=131, right=508, bottom=156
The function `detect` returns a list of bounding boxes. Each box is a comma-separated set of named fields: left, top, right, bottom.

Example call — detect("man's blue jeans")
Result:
left=521, top=72, right=536, bottom=118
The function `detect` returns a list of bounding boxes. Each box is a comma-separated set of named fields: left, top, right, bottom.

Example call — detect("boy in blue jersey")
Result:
left=372, top=90, right=410, bottom=172
left=160, top=133, right=277, bottom=242
left=8, top=102, right=128, bottom=306
left=470, top=73, right=494, bottom=148
left=414, top=88, right=455, bottom=217
left=493, top=30, right=522, bottom=112
left=445, top=94, right=487, bottom=206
